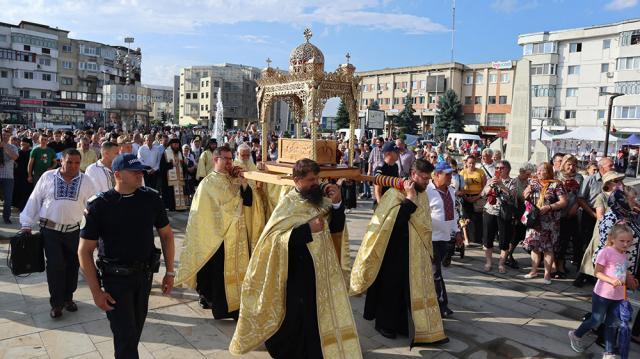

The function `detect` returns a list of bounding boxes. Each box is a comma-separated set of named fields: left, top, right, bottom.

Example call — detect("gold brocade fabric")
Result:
left=350, top=188, right=447, bottom=344
left=229, top=190, right=362, bottom=358
left=174, top=171, right=253, bottom=312
left=233, top=160, right=267, bottom=251
left=196, top=150, right=215, bottom=179
left=165, top=149, right=188, bottom=210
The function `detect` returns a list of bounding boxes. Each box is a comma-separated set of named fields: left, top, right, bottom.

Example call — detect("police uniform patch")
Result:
left=80, top=214, right=86, bottom=229
left=87, top=195, right=98, bottom=204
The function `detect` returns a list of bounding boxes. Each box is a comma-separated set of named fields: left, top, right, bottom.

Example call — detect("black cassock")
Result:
left=195, top=185, right=252, bottom=319
left=265, top=204, right=346, bottom=359
left=363, top=199, right=417, bottom=336
left=13, top=149, right=33, bottom=211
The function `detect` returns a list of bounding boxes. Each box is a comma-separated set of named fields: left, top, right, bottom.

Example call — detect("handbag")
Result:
left=520, top=200, right=540, bottom=228
left=7, top=231, right=45, bottom=276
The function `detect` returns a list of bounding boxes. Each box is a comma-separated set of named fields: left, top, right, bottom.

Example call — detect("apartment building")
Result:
left=518, top=18, right=640, bottom=132
left=357, top=61, right=516, bottom=135
left=0, top=21, right=141, bottom=127
left=143, top=84, right=174, bottom=123
left=179, top=64, right=262, bottom=128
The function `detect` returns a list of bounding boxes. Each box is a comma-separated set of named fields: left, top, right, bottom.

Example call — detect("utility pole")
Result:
left=601, top=91, right=624, bottom=157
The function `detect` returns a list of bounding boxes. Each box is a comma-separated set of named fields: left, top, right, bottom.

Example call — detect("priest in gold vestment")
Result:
left=233, top=143, right=267, bottom=250
left=175, top=145, right=256, bottom=319
left=350, top=158, right=449, bottom=346
left=230, top=159, right=361, bottom=359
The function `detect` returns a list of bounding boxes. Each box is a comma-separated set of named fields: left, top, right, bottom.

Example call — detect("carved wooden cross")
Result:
left=303, top=28, right=312, bottom=42
left=266, top=58, right=272, bottom=68
left=345, top=52, right=351, bottom=64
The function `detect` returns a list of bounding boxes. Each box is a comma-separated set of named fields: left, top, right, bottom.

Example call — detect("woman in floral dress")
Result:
left=522, top=162, right=568, bottom=285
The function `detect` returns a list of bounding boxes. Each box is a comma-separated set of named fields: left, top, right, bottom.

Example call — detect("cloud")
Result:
left=237, top=35, right=270, bottom=44
left=605, top=0, right=638, bottom=10
left=0, top=0, right=448, bottom=36
left=491, top=0, right=539, bottom=13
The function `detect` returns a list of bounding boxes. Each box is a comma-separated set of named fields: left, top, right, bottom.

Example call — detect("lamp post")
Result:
left=101, top=69, right=110, bottom=128
left=601, top=91, right=624, bottom=157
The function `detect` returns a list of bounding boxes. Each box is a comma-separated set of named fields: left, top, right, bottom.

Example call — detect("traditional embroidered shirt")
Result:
left=20, top=169, right=97, bottom=229
left=427, top=182, right=459, bottom=242
left=85, top=159, right=115, bottom=194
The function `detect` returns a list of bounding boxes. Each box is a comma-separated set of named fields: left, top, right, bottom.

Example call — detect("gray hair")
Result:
left=519, top=163, right=536, bottom=173
left=482, top=148, right=493, bottom=156
left=237, top=143, right=251, bottom=153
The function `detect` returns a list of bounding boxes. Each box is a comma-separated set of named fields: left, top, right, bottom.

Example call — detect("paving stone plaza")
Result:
left=1, top=202, right=639, bottom=358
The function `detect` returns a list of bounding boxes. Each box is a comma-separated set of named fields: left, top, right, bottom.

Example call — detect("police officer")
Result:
left=78, top=153, right=175, bottom=359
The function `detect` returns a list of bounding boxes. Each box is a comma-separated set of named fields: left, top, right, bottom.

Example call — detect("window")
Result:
left=393, top=97, right=401, bottom=105
left=501, top=73, right=510, bottom=83
left=0, top=34, right=6, bottom=42
left=486, top=114, right=506, bottom=126
left=464, top=74, right=473, bottom=85
left=531, top=64, right=556, bottom=76
left=0, top=88, right=7, bottom=95
left=614, top=106, right=640, bottom=119
left=603, top=39, right=611, bottom=49
left=601, top=63, right=609, bottom=73
left=569, top=43, right=582, bottom=53
left=616, top=81, right=640, bottom=95
left=214, top=80, right=220, bottom=87
left=568, top=65, right=580, bottom=75
left=523, top=41, right=557, bottom=55
left=62, top=77, right=73, bottom=85
left=42, top=73, right=52, bottom=81
left=79, top=62, right=98, bottom=71
left=412, top=81, right=418, bottom=89
left=488, top=96, right=496, bottom=104
left=598, top=110, right=606, bottom=119
left=23, top=45, right=30, bottom=51
left=532, top=107, right=553, bottom=118
left=19, top=90, right=30, bottom=98
left=185, top=93, right=191, bottom=99
left=488, top=73, right=497, bottom=83
left=464, top=96, right=472, bottom=105
left=62, top=45, right=72, bottom=52
left=42, top=48, right=50, bottom=54
left=565, top=110, right=576, bottom=119
left=531, top=85, right=556, bottom=97
left=566, top=88, right=578, bottom=97
left=420, top=80, right=426, bottom=89
left=617, top=57, right=640, bottom=70
left=23, top=71, right=33, bottom=79
left=40, top=91, right=48, bottom=99
left=499, top=96, right=508, bottom=104
left=62, top=61, right=73, bottom=69
left=0, top=70, right=6, bottom=78
left=201, top=105, right=204, bottom=111
left=475, top=96, right=482, bottom=105
left=475, top=74, right=484, bottom=85
left=193, top=93, right=198, bottom=99
left=600, top=86, right=608, bottom=95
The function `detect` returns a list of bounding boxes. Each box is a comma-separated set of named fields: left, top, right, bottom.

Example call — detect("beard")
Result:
left=300, top=184, right=324, bottom=207
left=414, top=182, right=426, bottom=193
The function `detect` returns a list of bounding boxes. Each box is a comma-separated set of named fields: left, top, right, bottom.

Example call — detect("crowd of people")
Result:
left=4, top=122, right=640, bottom=358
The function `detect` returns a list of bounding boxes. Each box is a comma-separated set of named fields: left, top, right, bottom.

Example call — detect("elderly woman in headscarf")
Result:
left=554, top=155, right=583, bottom=279
left=522, top=162, right=568, bottom=285
left=591, top=186, right=640, bottom=343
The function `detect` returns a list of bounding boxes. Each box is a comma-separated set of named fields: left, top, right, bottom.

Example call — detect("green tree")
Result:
left=334, top=98, right=350, bottom=129
left=367, top=100, right=380, bottom=110
left=435, top=89, right=464, bottom=141
left=395, top=95, right=418, bottom=135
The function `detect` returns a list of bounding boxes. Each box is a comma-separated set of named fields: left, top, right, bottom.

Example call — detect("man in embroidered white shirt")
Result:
left=426, top=161, right=462, bottom=318
left=20, top=148, right=97, bottom=319
left=85, top=142, right=119, bottom=193
left=138, top=135, right=158, bottom=189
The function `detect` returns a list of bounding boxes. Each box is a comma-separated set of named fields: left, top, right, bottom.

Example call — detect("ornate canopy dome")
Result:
left=288, top=28, right=324, bottom=74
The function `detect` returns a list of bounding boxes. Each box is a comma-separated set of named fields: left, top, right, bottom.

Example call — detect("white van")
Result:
left=337, top=129, right=363, bottom=142
left=446, top=133, right=481, bottom=144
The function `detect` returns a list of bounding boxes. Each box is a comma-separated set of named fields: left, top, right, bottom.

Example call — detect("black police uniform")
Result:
left=80, top=187, right=169, bottom=359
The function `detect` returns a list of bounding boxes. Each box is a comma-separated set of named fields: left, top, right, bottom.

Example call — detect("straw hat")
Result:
left=602, top=171, right=625, bottom=186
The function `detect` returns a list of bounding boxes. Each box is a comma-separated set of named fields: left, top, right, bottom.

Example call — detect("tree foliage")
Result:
left=334, top=98, right=350, bottom=129
left=395, top=95, right=418, bottom=135
left=435, top=89, right=464, bottom=140
left=367, top=100, right=380, bottom=110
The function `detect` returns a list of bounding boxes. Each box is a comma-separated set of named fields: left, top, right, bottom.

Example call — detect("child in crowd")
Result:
left=568, top=223, right=639, bottom=358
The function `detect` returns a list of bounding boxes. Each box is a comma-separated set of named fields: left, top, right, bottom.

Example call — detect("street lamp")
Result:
left=601, top=91, right=624, bottom=157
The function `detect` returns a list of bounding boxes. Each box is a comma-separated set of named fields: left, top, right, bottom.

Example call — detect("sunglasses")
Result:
left=429, top=155, right=437, bottom=158
left=496, top=166, right=506, bottom=170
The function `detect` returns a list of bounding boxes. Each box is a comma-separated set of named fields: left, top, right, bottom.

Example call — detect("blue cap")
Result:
left=111, top=154, right=151, bottom=172
left=434, top=161, right=453, bottom=174
left=381, top=142, right=398, bottom=153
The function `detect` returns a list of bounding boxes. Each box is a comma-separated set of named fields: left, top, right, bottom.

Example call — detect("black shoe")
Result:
left=3, top=218, right=11, bottom=224
left=441, top=308, right=454, bottom=318
left=505, top=257, right=520, bottom=269
left=199, top=297, right=211, bottom=309
left=64, top=301, right=78, bottom=312
left=573, top=274, right=586, bottom=288
left=375, top=326, right=396, bottom=339
left=458, top=246, right=465, bottom=259
left=50, top=307, right=63, bottom=319
left=442, top=255, right=452, bottom=267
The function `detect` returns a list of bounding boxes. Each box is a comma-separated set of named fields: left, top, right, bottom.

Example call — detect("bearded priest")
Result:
left=175, top=145, right=257, bottom=319
left=230, top=158, right=362, bottom=359
left=351, top=158, right=449, bottom=346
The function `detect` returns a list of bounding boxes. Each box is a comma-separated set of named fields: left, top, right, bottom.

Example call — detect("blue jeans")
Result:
left=363, top=181, right=371, bottom=198
left=575, top=292, right=621, bottom=353
left=0, top=178, right=14, bottom=220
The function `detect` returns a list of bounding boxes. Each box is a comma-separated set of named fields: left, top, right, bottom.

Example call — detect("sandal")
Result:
left=498, top=265, right=506, bottom=274
left=484, top=263, right=492, bottom=272
left=524, top=273, right=538, bottom=279
left=553, top=272, right=567, bottom=279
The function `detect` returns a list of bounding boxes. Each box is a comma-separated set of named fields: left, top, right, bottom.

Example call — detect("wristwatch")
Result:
left=165, top=271, right=176, bottom=277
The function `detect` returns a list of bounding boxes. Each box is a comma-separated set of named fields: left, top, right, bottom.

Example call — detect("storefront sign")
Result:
left=20, top=99, right=44, bottom=106
left=0, top=96, right=20, bottom=110
left=43, top=101, right=86, bottom=109
left=491, top=61, right=512, bottom=70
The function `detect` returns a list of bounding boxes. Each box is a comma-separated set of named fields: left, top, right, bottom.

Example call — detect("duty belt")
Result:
left=39, top=218, right=81, bottom=233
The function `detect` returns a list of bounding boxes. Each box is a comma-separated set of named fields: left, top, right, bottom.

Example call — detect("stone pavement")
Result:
left=1, top=202, right=640, bottom=358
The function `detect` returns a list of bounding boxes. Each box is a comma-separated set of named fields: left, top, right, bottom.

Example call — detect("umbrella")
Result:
left=615, top=288, right=633, bottom=359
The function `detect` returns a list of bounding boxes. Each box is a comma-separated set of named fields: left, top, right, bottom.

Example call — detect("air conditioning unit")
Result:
left=606, top=72, right=614, bottom=78
left=402, top=89, right=407, bottom=92
left=37, top=65, right=41, bottom=69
